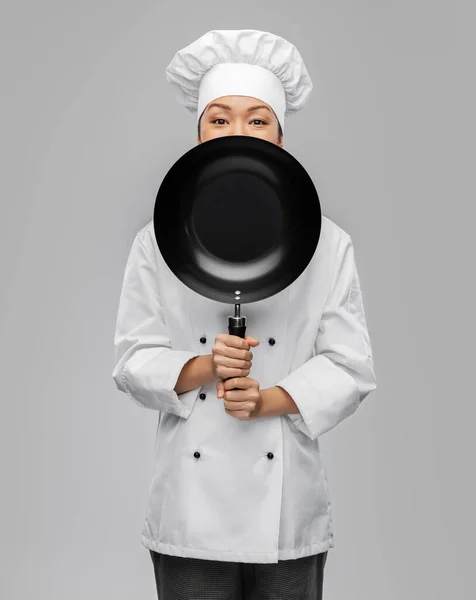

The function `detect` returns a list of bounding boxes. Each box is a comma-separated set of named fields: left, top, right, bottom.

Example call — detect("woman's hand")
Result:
left=217, top=376, right=263, bottom=420
left=211, top=334, right=260, bottom=381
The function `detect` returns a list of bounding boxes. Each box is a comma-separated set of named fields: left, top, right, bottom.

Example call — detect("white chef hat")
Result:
left=165, top=29, right=313, bottom=134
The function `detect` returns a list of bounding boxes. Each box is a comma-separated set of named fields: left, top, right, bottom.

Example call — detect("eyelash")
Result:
left=211, top=118, right=267, bottom=126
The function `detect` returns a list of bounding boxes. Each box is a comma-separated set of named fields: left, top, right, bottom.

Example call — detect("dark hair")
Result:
left=198, top=114, right=283, bottom=140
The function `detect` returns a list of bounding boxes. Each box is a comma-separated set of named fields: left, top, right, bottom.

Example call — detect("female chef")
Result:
left=112, top=29, right=377, bottom=600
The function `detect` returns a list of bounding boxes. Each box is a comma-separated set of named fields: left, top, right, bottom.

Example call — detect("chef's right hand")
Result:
left=211, top=334, right=260, bottom=380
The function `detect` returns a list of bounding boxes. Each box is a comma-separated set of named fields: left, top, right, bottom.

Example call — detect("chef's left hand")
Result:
left=217, top=377, right=263, bottom=420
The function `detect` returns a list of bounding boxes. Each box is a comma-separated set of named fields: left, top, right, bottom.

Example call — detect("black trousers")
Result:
left=149, top=549, right=328, bottom=600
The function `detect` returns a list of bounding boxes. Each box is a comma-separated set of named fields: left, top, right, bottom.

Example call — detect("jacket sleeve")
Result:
left=276, top=232, right=377, bottom=440
left=112, top=232, right=202, bottom=419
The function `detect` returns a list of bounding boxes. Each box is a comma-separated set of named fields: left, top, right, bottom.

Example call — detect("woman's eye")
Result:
left=211, top=118, right=267, bottom=126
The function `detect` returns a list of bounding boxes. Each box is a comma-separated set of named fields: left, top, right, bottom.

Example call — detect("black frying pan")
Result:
left=154, top=134, right=321, bottom=341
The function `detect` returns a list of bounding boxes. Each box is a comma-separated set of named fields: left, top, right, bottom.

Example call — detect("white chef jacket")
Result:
left=112, top=215, right=377, bottom=564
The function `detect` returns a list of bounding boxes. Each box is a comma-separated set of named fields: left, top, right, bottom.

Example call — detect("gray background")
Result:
left=1, top=1, right=474, bottom=598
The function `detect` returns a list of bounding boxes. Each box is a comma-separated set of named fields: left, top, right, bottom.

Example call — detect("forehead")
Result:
left=205, top=96, right=272, bottom=112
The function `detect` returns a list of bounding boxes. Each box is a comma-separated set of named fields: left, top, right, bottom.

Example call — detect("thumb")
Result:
left=216, top=380, right=224, bottom=398
left=245, top=335, right=260, bottom=346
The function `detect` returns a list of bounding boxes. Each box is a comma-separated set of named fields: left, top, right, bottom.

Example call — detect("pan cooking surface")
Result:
left=154, top=135, right=321, bottom=304
left=191, top=169, right=283, bottom=262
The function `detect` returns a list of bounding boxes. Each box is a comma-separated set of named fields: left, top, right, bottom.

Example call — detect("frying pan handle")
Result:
left=223, top=316, right=247, bottom=390
left=228, top=323, right=246, bottom=338
left=228, top=314, right=246, bottom=339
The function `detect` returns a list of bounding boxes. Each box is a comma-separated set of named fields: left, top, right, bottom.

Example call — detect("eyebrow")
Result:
left=206, top=102, right=272, bottom=114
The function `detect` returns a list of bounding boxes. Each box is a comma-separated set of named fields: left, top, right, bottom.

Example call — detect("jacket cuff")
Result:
left=119, top=349, right=203, bottom=419
left=277, top=354, right=361, bottom=441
